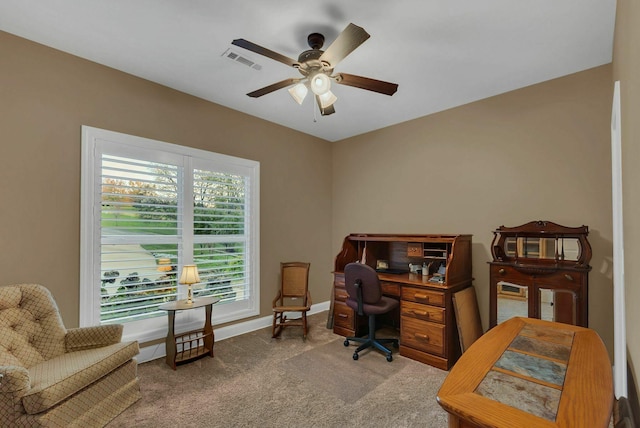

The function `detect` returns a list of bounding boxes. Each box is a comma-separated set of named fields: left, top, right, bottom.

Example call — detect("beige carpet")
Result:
left=108, top=312, right=450, bottom=427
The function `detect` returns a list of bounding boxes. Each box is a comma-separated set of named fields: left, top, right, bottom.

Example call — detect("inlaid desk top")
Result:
left=437, top=317, right=613, bottom=428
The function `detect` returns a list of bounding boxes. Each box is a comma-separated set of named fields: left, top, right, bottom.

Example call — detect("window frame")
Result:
left=80, top=126, right=260, bottom=343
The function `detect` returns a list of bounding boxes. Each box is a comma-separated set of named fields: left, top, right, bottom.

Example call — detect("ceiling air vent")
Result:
left=222, top=48, right=262, bottom=70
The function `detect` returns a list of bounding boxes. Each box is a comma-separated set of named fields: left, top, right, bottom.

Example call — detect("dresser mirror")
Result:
left=502, top=236, right=581, bottom=261
left=496, top=282, right=528, bottom=324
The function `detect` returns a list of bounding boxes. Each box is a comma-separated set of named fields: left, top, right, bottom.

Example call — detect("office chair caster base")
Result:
left=344, top=339, right=350, bottom=347
left=353, top=352, right=359, bottom=360
left=386, top=354, right=393, bottom=362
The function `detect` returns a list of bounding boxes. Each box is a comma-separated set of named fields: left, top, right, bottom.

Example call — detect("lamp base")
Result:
left=186, top=284, right=193, bottom=305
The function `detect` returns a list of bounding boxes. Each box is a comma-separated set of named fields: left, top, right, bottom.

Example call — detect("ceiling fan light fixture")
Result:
left=233, top=23, right=398, bottom=116
left=318, top=90, right=337, bottom=108
left=310, top=72, right=331, bottom=95
left=288, top=83, right=308, bottom=105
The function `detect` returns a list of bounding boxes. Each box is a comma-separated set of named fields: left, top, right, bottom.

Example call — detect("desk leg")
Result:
left=165, top=310, right=177, bottom=370
left=204, top=303, right=214, bottom=358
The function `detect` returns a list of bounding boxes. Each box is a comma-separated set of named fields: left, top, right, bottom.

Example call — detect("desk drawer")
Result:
left=380, top=281, right=400, bottom=297
left=402, top=301, right=445, bottom=324
left=334, top=287, right=348, bottom=302
left=333, top=301, right=354, bottom=330
left=401, top=316, right=445, bottom=356
left=402, top=287, right=445, bottom=307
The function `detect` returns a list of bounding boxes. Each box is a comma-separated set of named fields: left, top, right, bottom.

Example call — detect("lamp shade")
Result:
left=318, top=90, right=337, bottom=108
left=310, top=72, right=330, bottom=95
left=179, top=265, right=200, bottom=284
left=288, top=83, right=308, bottom=105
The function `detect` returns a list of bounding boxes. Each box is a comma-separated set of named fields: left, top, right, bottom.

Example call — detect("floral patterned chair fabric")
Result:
left=0, top=284, right=141, bottom=427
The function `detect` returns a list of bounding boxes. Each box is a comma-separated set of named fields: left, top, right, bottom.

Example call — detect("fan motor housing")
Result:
left=298, top=49, right=323, bottom=63
left=298, top=50, right=332, bottom=76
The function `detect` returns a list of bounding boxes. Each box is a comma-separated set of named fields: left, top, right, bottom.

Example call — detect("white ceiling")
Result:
left=0, top=1, right=616, bottom=142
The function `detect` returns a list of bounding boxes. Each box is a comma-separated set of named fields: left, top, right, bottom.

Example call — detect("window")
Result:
left=80, top=126, right=260, bottom=342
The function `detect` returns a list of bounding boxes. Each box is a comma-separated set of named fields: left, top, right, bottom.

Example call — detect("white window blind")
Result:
left=100, top=155, right=181, bottom=324
left=192, top=169, right=249, bottom=304
left=81, top=126, right=260, bottom=342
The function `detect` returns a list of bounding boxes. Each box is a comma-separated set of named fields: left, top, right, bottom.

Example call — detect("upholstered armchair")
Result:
left=0, top=284, right=141, bottom=427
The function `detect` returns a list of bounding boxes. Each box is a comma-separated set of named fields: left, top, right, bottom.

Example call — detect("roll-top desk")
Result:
left=489, top=221, right=592, bottom=328
left=332, top=233, right=473, bottom=370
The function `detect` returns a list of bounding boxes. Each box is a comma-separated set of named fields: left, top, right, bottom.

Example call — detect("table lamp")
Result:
left=179, top=265, right=200, bottom=304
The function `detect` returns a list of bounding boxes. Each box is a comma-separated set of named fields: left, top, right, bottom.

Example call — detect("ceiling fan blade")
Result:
left=316, top=96, right=336, bottom=116
left=319, top=23, right=370, bottom=67
left=247, top=78, right=300, bottom=98
left=335, top=73, right=398, bottom=96
left=231, top=39, right=299, bottom=68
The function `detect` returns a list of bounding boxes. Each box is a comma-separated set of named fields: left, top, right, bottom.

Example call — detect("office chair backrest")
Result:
left=344, top=262, right=382, bottom=305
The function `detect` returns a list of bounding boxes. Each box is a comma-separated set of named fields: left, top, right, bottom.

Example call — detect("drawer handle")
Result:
left=499, top=268, right=506, bottom=274
left=414, top=293, right=430, bottom=302
left=564, top=274, right=574, bottom=281
left=338, top=313, right=348, bottom=319
left=412, top=310, right=429, bottom=318
left=415, top=333, right=430, bottom=342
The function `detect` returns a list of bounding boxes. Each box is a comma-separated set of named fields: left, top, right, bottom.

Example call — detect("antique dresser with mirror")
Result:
left=489, top=221, right=592, bottom=328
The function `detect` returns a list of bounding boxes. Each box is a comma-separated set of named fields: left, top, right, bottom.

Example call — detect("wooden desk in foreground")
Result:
left=437, top=317, right=613, bottom=428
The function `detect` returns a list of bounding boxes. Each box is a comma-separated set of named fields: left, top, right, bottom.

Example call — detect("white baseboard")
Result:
left=137, top=300, right=330, bottom=364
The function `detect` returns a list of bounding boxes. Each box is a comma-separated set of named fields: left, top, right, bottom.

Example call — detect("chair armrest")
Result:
left=272, top=290, right=282, bottom=308
left=0, top=366, right=30, bottom=395
left=65, top=324, right=124, bottom=352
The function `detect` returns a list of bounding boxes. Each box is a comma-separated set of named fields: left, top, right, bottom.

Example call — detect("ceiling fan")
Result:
left=231, top=23, right=398, bottom=116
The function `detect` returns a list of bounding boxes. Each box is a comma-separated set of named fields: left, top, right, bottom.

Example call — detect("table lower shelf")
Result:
left=170, top=328, right=214, bottom=366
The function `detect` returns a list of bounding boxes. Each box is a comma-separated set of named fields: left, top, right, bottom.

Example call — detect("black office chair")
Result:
left=343, top=262, right=399, bottom=362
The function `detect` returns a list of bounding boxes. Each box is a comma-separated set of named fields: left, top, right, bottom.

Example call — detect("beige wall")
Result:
left=613, top=0, right=640, bottom=403
left=0, top=31, right=334, bottom=327
left=332, top=65, right=615, bottom=355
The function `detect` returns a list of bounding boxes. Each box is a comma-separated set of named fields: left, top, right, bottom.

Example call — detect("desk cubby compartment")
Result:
left=422, top=243, right=450, bottom=261
left=174, top=329, right=212, bottom=364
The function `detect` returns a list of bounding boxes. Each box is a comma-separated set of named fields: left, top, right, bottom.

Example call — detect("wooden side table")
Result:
left=159, top=296, right=220, bottom=370
left=437, top=317, right=613, bottom=428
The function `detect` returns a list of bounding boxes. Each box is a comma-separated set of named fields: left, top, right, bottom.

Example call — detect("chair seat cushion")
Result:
left=347, top=295, right=399, bottom=315
left=21, top=341, right=139, bottom=415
